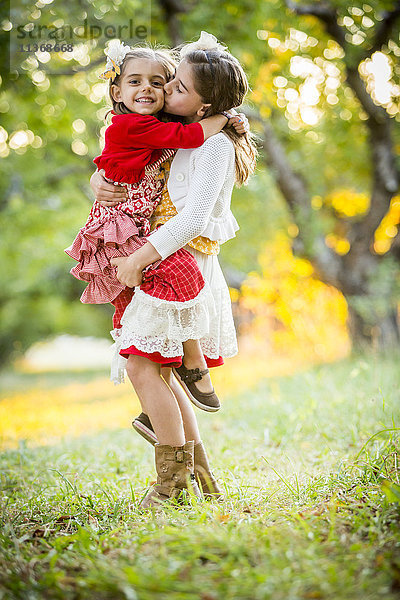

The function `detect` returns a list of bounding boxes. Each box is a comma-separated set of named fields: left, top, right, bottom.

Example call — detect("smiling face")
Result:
left=111, top=57, right=166, bottom=115
left=163, top=60, right=211, bottom=123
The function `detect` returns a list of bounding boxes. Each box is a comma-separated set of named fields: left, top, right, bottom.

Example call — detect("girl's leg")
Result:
left=181, top=339, right=214, bottom=393
left=126, top=355, right=185, bottom=447
left=161, top=367, right=201, bottom=444
left=161, top=368, right=222, bottom=499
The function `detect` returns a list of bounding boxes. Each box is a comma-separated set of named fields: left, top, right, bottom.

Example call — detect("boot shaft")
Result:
left=194, top=441, right=223, bottom=499
left=140, top=440, right=202, bottom=508
left=155, top=440, right=197, bottom=492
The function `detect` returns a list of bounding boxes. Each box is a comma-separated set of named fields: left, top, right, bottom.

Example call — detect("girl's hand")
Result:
left=111, top=242, right=161, bottom=287
left=228, top=113, right=249, bottom=135
left=111, top=256, right=143, bottom=287
left=90, top=169, right=127, bottom=207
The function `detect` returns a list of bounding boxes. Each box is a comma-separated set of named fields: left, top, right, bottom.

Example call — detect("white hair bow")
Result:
left=180, top=31, right=227, bottom=58
left=100, top=40, right=131, bottom=81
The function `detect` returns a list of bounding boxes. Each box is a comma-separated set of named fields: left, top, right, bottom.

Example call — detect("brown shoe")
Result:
left=140, top=440, right=202, bottom=509
left=194, top=441, right=224, bottom=500
left=132, top=413, right=157, bottom=446
left=173, top=364, right=221, bottom=412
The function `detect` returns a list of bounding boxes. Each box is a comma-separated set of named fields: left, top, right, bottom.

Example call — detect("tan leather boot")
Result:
left=194, top=441, right=224, bottom=500
left=140, top=440, right=202, bottom=509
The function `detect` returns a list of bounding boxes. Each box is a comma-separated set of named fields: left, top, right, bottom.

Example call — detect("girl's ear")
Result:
left=196, top=104, right=211, bottom=118
left=111, top=84, right=122, bottom=102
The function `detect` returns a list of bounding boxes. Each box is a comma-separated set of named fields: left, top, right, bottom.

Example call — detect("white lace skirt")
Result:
left=186, top=247, right=238, bottom=360
left=110, top=247, right=238, bottom=384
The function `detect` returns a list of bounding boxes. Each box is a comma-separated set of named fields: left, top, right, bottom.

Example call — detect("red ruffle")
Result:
left=120, top=345, right=182, bottom=367
left=111, top=288, right=135, bottom=329
left=66, top=213, right=206, bottom=306
left=66, top=212, right=142, bottom=258
left=65, top=213, right=146, bottom=304
left=91, top=162, right=150, bottom=185
left=120, top=343, right=224, bottom=369
left=205, top=356, right=224, bottom=368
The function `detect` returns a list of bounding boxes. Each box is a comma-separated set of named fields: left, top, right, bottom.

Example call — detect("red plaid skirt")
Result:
left=101, top=242, right=204, bottom=315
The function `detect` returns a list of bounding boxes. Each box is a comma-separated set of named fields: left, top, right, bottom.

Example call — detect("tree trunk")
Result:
left=255, top=3, right=400, bottom=351
left=347, top=304, right=400, bottom=351
left=157, top=0, right=186, bottom=46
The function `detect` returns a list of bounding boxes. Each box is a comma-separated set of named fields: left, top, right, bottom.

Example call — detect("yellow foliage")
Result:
left=260, top=105, right=272, bottom=119
left=251, top=61, right=281, bottom=107
left=0, top=378, right=141, bottom=450
left=311, top=195, right=323, bottom=209
left=240, top=233, right=350, bottom=363
left=288, top=223, right=299, bottom=237
left=240, top=51, right=254, bottom=65
left=335, top=239, right=351, bottom=255
left=374, top=195, right=400, bottom=255
left=229, top=287, right=240, bottom=302
left=1, top=349, right=313, bottom=450
left=326, top=188, right=370, bottom=217
left=325, top=234, right=350, bottom=255
left=318, top=191, right=400, bottom=256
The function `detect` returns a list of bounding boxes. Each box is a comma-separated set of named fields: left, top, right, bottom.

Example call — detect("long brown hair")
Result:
left=180, top=48, right=258, bottom=185
left=108, top=46, right=176, bottom=115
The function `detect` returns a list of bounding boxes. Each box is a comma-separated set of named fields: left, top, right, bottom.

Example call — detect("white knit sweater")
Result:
left=149, top=133, right=239, bottom=259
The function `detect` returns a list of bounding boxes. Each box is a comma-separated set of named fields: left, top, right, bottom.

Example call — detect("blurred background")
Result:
left=0, top=0, right=399, bottom=376
left=1, top=8, right=399, bottom=594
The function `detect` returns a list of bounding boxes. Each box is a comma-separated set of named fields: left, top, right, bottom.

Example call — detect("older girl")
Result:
left=93, top=33, right=257, bottom=508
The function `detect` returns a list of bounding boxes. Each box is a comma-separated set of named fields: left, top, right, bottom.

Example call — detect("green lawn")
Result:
left=1, top=354, right=399, bottom=599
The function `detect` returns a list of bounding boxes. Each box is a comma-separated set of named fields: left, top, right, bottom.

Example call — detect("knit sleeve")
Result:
left=117, top=114, right=204, bottom=149
left=148, top=136, right=234, bottom=259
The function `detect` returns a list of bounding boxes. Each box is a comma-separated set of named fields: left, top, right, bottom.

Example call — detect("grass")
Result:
left=0, top=352, right=399, bottom=599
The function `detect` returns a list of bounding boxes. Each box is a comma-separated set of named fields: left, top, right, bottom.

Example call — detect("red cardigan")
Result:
left=93, top=113, right=204, bottom=184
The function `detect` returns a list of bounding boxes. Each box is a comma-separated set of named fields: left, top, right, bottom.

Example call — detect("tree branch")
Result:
left=361, top=4, right=400, bottom=60
left=285, top=0, right=399, bottom=255
left=285, top=1, right=398, bottom=124
left=389, top=226, right=400, bottom=264
left=47, top=56, right=104, bottom=77
left=157, top=0, right=186, bottom=46
left=345, top=66, right=389, bottom=124
left=285, top=0, right=347, bottom=48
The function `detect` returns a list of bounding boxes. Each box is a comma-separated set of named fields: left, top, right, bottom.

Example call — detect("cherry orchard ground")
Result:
left=0, top=351, right=399, bottom=599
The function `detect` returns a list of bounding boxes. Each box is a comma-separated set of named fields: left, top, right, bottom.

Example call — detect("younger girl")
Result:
left=66, top=42, right=232, bottom=410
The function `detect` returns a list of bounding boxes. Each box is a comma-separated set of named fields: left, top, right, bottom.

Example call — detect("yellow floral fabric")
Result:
left=151, top=159, right=220, bottom=256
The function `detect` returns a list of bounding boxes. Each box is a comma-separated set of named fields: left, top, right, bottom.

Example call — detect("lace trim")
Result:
left=110, top=331, right=238, bottom=385
left=114, top=284, right=216, bottom=347
left=199, top=336, right=238, bottom=359
left=109, top=269, right=238, bottom=385
left=123, top=286, right=215, bottom=312
left=111, top=354, right=128, bottom=386
left=200, top=211, right=239, bottom=243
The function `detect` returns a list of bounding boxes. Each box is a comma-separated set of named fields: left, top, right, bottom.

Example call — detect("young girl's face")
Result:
left=111, top=58, right=166, bottom=115
left=163, top=60, right=210, bottom=122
